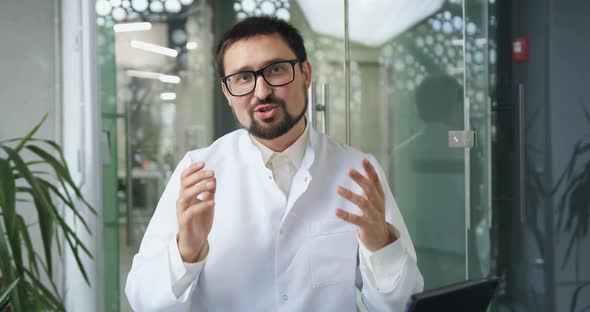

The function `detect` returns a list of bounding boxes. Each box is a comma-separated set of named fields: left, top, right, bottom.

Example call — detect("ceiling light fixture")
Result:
left=160, top=92, right=177, bottom=100
left=127, top=70, right=181, bottom=84
left=114, top=22, right=152, bottom=32
left=130, top=40, right=178, bottom=57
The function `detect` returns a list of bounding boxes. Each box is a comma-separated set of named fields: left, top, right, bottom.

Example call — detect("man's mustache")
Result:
left=249, top=95, right=286, bottom=113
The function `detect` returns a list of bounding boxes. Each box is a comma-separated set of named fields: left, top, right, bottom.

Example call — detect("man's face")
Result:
left=221, top=33, right=312, bottom=140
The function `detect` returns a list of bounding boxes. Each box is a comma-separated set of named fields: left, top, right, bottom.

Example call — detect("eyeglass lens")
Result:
left=226, top=61, right=295, bottom=96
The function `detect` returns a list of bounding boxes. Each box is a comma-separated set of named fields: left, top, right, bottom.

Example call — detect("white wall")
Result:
left=0, top=0, right=64, bottom=296
left=0, top=1, right=104, bottom=311
left=0, top=0, right=59, bottom=138
left=61, top=0, right=104, bottom=311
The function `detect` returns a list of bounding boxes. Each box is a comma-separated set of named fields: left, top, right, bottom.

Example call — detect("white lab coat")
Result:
left=126, top=127, right=423, bottom=311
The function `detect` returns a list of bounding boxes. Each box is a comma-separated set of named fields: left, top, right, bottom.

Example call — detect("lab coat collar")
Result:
left=249, top=122, right=310, bottom=171
left=238, top=124, right=321, bottom=218
left=239, top=122, right=319, bottom=174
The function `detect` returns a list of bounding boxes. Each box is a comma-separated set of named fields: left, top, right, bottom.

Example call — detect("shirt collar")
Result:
left=250, top=121, right=310, bottom=170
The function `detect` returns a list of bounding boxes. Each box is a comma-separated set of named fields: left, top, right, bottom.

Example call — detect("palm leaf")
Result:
left=59, top=227, right=92, bottom=285
left=0, top=278, right=19, bottom=311
left=33, top=252, right=61, bottom=297
left=22, top=268, right=66, bottom=311
left=0, top=159, right=25, bottom=281
left=0, top=158, right=25, bottom=312
left=2, top=146, right=56, bottom=278
left=16, top=215, right=40, bottom=277
left=1, top=114, right=94, bottom=311
left=26, top=143, right=96, bottom=215
left=12, top=114, right=47, bottom=152
left=36, top=178, right=91, bottom=233
left=569, top=281, right=590, bottom=312
left=0, top=220, right=21, bottom=312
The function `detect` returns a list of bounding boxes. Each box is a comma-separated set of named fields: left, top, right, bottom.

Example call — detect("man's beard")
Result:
left=245, top=93, right=307, bottom=140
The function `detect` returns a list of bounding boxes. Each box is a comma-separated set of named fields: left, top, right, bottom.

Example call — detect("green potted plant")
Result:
left=0, top=114, right=94, bottom=311
left=0, top=278, right=19, bottom=310
left=554, top=104, right=590, bottom=312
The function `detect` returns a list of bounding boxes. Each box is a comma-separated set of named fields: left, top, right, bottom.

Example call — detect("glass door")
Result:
left=464, top=0, right=492, bottom=284
left=346, top=0, right=492, bottom=290
left=97, top=1, right=217, bottom=311
left=288, top=0, right=346, bottom=139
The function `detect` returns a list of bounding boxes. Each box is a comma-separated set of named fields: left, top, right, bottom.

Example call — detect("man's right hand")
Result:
left=176, top=161, right=216, bottom=263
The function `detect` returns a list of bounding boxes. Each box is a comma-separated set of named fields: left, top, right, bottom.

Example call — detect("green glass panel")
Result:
left=348, top=1, right=474, bottom=290
left=464, top=0, right=492, bottom=282
left=98, top=23, right=120, bottom=311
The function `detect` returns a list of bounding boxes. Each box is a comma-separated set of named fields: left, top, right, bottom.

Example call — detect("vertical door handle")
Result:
left=307, top=80, right=316, bottom=128
left=317, top=83, right=329, bottom=134
left=307, top=81, right=329, bottom=133
left=518, top=83, right=526, bottom=224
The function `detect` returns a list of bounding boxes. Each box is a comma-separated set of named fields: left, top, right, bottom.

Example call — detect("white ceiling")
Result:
left=296, top=0, right=445, bottom=47
left=115, top=23, right=171, bottom=69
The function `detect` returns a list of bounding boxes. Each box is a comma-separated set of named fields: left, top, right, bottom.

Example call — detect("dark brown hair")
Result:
left=215, top=16, right=307, bottom=77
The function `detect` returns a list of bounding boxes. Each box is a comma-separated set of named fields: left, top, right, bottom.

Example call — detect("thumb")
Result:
left=202, top=191, right=215, bottom=201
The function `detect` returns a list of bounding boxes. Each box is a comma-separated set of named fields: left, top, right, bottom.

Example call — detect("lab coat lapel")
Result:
left=282, top=127, right=319, bottom=222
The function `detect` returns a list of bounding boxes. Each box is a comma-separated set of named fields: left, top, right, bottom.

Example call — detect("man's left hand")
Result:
left=335, top=157, right=399, bottom=252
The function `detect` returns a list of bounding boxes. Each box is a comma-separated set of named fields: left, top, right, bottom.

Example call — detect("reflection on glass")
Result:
left=98, top=1, right=214, bottom=310
left=234, top=0, right=291, bottom=21
left=348, top=0, right=492, bottom=291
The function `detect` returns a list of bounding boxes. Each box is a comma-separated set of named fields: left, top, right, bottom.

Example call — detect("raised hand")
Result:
left=335, top=157, right=398, bottom=252
left=176, top=161, right=216, bottom=263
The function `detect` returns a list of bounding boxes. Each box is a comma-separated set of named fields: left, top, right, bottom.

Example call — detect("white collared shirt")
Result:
left=250, top=124, right=309, bottom=198
left=126, top=126, right=424, bottom=312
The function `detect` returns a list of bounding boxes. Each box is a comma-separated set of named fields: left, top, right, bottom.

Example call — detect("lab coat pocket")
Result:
left=308, top=219, right=358, bottom=288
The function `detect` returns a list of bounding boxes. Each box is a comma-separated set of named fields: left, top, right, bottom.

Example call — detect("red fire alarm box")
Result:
left=512, top=37, right=529, bottom=62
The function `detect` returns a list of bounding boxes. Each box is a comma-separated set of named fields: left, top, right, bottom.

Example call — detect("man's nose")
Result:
left=254, top=75, right=272, bottom=100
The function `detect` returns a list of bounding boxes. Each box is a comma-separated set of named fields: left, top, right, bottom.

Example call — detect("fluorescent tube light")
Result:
left=127, top=70, right=160, bottom=79
left=186, top=41, right=198, bottom=50
left=159, top=75, right=181, bottom=84
left=160, top=92, right=177, bottom=100
left=127, top=70, right=181, bottom=84
left=130, top=40, right=178, bottom=57
left=114, top=22, right=152, bottom=32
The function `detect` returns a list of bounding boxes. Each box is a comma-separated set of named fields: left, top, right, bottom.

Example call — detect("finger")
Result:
left=347, top=168, right=379, bottom=200
left=182, top=169, right=215, bottom=189
left=201, top=191, right=215, bottom=201
left=336, top=186, right=368, bottom=211
left=181, top=161, right=205, bottom=179
left=179, top=200, right=215, bottom=226
left=361, top=157, right=383, bottom=195
left=335, top=208, right=365, bottom=227
left=199, top=180, right=217, bottom=201
left=178, top=178, right=216, bottom=207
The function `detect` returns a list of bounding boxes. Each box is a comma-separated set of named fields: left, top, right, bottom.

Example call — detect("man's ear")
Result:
left=221, top=82, right=232, bottom=106
left=301, top=61, right=312, bottom=90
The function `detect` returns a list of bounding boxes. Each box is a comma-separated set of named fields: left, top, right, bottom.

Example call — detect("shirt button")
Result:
left=282, top=294, right=288, bottom=301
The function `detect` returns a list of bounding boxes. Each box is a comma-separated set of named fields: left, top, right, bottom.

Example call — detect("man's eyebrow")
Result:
left=230, top=58, right=292, bottom=74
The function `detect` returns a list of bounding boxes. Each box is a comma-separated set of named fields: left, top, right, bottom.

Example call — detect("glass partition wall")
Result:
left=97, top=0, right=493, bottom=310
left=97, top=1, right=215, bottom=310
left=347, top=0, right=493, bottom=290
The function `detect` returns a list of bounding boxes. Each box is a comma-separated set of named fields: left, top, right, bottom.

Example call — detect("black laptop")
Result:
left=406, top=276, right=499, bottom=312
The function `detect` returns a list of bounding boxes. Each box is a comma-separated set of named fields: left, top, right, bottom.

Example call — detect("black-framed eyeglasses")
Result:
left=221, top=59, right=301, bottom=97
